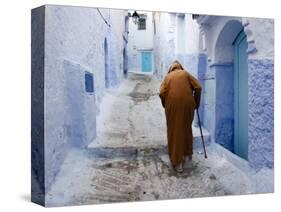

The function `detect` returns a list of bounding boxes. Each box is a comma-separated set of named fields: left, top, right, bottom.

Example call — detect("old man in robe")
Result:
left=159, top=60, right=202, bottom=173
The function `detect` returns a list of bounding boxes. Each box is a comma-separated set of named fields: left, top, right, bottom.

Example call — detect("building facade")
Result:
left=195, top=15, right=274, bottom=169
left=32, top=5, right=128, bottom=201
left=153, top=13, right=274, bottom=170
left=127, top=11, right=154, bottom=73
left=153, top=12, right=202, bottom=78
left=32, top=6, right=274, bottom=205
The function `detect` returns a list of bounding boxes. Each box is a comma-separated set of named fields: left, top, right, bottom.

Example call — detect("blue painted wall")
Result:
left=177, top=53, right=199, bottom=77
left=203, top=58, right=274, bottom=169
left=248, top=59, right=274, bottom=169
left=196, top=53, right=207, bottom=127
left=108, top=30, right=119, bottom=87
left=31, top=6, right=46, bottom=206
left=202, top=63, right=216, bottom=142
left=63, top=60, right=97, bottom=148
left=174, top=50, right=274, bottom=170
left=213, top=63, right=234, bottom=152
left=176, top=53, right=207, bottom=128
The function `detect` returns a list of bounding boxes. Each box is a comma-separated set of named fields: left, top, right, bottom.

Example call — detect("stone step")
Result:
left=87, top=127, right=211, bottom=159
left=88, top=126, right=210, bottom=147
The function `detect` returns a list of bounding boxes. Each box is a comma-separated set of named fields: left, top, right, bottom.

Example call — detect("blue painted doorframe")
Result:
left=234, top=30, right=249, bottom=160
left=141, top=51, right=152, bottom=72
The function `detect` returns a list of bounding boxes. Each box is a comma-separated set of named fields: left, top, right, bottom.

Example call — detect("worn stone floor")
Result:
left=45, top=145, right=273, bottom=207
left=45, top=72, right=274, bottom=207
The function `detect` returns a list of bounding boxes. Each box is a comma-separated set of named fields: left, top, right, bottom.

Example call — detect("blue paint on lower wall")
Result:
left=172, top=54, right=274, bottom=170
left=197, top=54, right=207, bottom=127
left=248, top=59, right=274, bottom=169
left=175, top=56, right=245, bottom=158
left=64, top=60, right=86, bottom=148
left=44, top=60, right=98, bottom=193
left=176, top=53, right=199, bottom=77
left=175, top=53, right=208, bottom=128
left=210, top=59, right=274, bottom=169
left=213, top=62, right=234, bottom=152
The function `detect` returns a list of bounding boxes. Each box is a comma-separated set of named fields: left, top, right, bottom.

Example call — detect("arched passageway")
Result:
left=213, top=20, right=249, bottom=160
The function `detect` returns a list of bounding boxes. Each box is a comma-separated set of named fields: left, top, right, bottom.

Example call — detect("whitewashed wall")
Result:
left=43, top=5, right=127, bottom=193
left=153, top=12, right=201, bottom=78
left=127, top=11, right=153, bottom=72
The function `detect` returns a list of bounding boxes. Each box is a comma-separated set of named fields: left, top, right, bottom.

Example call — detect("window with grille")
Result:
left=138, top=17, right=146, bottom=30
left=85, top=71, right=94, bottom=93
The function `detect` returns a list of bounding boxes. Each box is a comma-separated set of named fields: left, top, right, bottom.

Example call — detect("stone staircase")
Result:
left=87, top=126, right=211, bottom=158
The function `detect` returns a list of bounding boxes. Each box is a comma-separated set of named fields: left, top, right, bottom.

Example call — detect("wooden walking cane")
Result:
left=196, top=109, right=208, bottom=159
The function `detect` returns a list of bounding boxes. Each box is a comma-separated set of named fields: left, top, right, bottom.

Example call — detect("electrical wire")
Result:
left=97, top=8, right=111, bottom=27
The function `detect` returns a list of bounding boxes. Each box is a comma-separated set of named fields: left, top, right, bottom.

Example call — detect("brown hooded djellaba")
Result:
left=159, top=61, right=202, bottom=167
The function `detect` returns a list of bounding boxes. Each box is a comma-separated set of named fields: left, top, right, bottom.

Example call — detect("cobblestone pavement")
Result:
left=45, top=73, right=273, bottom=207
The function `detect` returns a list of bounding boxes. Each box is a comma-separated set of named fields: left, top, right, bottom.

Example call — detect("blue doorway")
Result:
left=141, top=51, right=152, bottom=72
left=234, top=30, right=248, bottom=160
left=123, top=48, right=128, bottom=77
left=104, top=38, right=109, bottom=88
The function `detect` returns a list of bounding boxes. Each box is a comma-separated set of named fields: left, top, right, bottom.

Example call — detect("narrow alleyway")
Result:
left=88, top=72, right=210, bottom=149
left=89, top=73, right=168, bottom=149
left=45, top=73, right=273, bottom=207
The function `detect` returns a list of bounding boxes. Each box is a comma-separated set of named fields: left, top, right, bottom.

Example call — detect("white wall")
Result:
left=43, top=5, right=127, bottom=192
left=153, top=12, right=201, bottom=78
left=244, top=18, right=274, bottom=60
left=128, top=11, right=153, bottom=72
left=184, top=14, right=200, bottom=55
left=198, top=16, right=274, bottom=63
left=198, top=16, right=242, bottom=63
left=153, top=12, right=176, bottom=78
